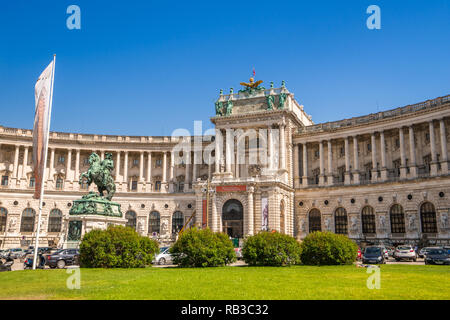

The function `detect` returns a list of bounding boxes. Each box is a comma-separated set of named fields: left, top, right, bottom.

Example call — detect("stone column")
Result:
left=75, top=149, right=80, bottom=183
left=100, top=151, right=105, bottom=161
left=192, top=151, right=198, bottom=183
left=225, top=130, right=232, bottom=174
left=214, top=129, right=221, bottom=174
left=344, top=137, right=351, bottom=185
left=439, top=119, right=448, bottom=173
left=302, top=143, right=308, bottom=187
left=147, top=152, right=152, bottom=183
left=21, top=146, right=29, bottom=179
left=48, top=148, right=55, bottom=180
left=279, top=123, right=286, bottom=170
left=66, top=149, right=72, bottom=181
left=211, top=192, right=218, bottom=232
left=123, top=151, right=128, bottom=186
left=380, top=131, right=388, bottom=181
left=184, top=152, right=190, bottom=192
left=115, top=151, right=120, bottom=181
left=327, top=140, right=334, bottom=185
left=352, top=136, right=360, bottom=184
left=319, top=141, right=325, bottom=185
left=169, top=151, right=174, bottom=192
left=371, top=133, right=378, bottom=182
left=409, top=126, right=418, bottom=177
left=294, top=143, right=300, bottom=187
left=247, top=187, right=254, bottom=236
left=268, top=128, right=273, bottom=170
left=399, top=128, right=407, bottom=179
left=139, top=151, right=144, bottom=181
left=162, top=151, right=167, bottom=183
left=430, top=121, right=438, bottom=176
left=12, top=145, right=20, bottom=179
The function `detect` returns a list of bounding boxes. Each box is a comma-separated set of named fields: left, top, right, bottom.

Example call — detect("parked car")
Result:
left=362, top=246, right=386, bottom=264
left=444, top=246, right=450, bottom=255
left=153, top=247, right=173, bottom=265
left=46, top=249, right=79, bottom=269
left=419, top=247, right=435, bottom=258
left=394, top=245, right=417, bottom=262
left=380, top=246, right=389, bottom=260
left=424, top=247, right=450, bottom=265
left=0, top=256, right=14, bottom=272
left=8, top=248, right=25, bottom=259
left=23, top=254, right=46, bottom=269
left=386, top=247, right=395, bottom=257
left=0, top=249, right=9, bottom=258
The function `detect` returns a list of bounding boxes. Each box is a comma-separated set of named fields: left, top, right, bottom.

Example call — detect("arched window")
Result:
left=361, top=206, right=376, bottom=234
left=280, top=200, right=285, bottom=234
left=20, top=208, right=36, bottom=232
left=390, top=204, right=405, bottom=234
left=48, top=209, right=62, bottom=232
left=149, top=211, right=160, bottom=234
left=335, top=207, right=348, bottom=234
left=172, top=211, right=184, bottom=234
left=309, top=209, right=321, bottom=233
left=420, top=202, right=437, bottom=233
left=125, top=210, right=137, bottom=230
left=0, top=207, right=7, bottom=232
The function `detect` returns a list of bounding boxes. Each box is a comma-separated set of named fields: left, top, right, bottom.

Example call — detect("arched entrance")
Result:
left=222, top=199, right=243, bottom=238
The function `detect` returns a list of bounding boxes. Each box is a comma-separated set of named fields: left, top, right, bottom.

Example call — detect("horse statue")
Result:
left=79, top=152, right=116, bottom=201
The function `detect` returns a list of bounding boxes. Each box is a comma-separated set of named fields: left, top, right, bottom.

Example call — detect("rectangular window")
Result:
left=155, top=159, right=162, bottom=167
left=155, top=181, right=161, bottom=191
left=84, top=158, right=89, bottom=165
left=132, top=159, right=139, bottom=167
left=56, top=179, right=64, bottom=190
left=58, top=156, right=65, bottom=164
left=131, top=180, right=138, bottom=191
left=29, top=178, right=35, bottom=188
left=1, top=176, right=8, bottom=186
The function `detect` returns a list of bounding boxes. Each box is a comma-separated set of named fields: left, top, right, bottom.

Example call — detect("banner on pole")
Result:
left=32, top=60, right=54, bottom=199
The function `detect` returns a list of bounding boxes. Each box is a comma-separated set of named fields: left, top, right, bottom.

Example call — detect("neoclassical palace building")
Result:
left=0, top=81, right=449, bottom=248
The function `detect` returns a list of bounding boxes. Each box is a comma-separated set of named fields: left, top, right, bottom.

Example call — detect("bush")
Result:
left=170, top=228, right=236, bottom=267
left=300, top=231, right=357, bottom=265
left=79, top=225, right=159, bottom=268
left=242, top=231, right=302, bottom=266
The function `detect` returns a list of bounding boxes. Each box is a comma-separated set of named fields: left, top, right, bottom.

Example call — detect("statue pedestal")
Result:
left=64, top=193, right=126, bottom=248
left=63, top=214, right=127, bottom=249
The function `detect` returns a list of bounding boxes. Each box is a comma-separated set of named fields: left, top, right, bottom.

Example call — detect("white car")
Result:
left=394, top=245, right=417, bottom=262
left=153, top=247, right=173, bottom=265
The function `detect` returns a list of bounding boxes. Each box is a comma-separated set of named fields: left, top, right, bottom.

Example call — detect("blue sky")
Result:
left=1, top=0, right=449, bottom=136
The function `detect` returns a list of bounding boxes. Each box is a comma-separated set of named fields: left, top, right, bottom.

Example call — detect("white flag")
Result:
left=32, top=60, right=55, bottom=199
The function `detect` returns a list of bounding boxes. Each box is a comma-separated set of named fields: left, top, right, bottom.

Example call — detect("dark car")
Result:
left=362, top=246, right=386, bottom=264
left=424, top=248, right=450, bottom=265
left=46, top=249, right=80, bottom=269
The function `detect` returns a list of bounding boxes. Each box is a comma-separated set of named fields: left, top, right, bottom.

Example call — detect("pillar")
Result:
left=13, top=145, right=20, bottom=179
left=344, top=137, right=351, bottom=185
left=430, top=121, right=438, bottom=176
left=139, top=151, right=144, bottom=181
left=115, top=151, right=120, bottom=182
left=294, top=143, right=300, bottom=187
left=48, top=148, right=55, bottom=180
left=147, top=151, right=152, bottom=183
left=439, top=119, right=448, bottom=173
left=399, top=128, right=407, bottom=179
left=247, top=187, right=254, bottom=236
left=327, top=140, right=334, bottom=185
left=380, top=131, right=388, bottom=181
left=409, top=126, right=417, bottom=177
left=353, top=136, right=360, bottom=184
left=214, top=129, right=221, bottom=174
left=371, top=133, right=378, bottom=182
left=66, top=149, right=72, bottom=181
left=123, top=151, right=128, bottom=185
left=21, top=146, right=29, bottom=179
left=302, top=143, right=308, bottom=187
left=279, top=123, right=286, bottom=170
left=319, top=141, right=325, bottom=185
left=75, top=149, right=80, bottom=182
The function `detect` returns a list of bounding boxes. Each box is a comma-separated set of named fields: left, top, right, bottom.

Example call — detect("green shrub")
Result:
left=170, top=228, right=236, bottom=267
left=242, top=231, right=302, bottom=266
left=79, top=225, right=159, bottom=268
left=300, top=231, right=357, bottom=265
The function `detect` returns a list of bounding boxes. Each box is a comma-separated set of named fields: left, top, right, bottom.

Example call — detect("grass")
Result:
left=0, top=265, right=449, bottom=300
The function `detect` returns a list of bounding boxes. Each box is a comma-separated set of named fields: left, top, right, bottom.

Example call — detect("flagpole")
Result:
left=32, top=54, right=56, bottom=270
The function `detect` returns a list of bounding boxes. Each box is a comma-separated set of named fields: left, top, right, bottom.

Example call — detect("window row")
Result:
left=308, top=202, right=439, bottom=235
left=0, top=208, right=63, bottom=233
left=125, top=210, right=185, bottom=235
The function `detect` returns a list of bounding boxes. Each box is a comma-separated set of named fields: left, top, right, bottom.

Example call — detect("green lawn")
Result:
left=1, top=265, right=449, bottom=300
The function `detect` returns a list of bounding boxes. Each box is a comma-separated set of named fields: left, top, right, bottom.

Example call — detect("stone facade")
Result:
left=0, top=83, right=449, bottom=248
